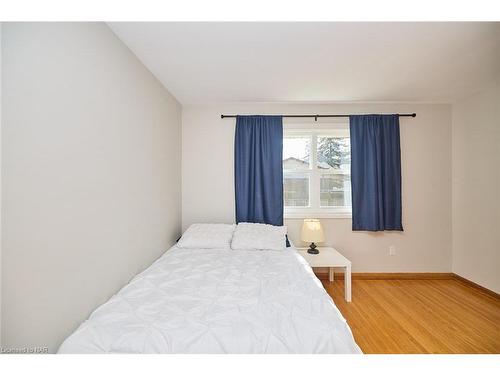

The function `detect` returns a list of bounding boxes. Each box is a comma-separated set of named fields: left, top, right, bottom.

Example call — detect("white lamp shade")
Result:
left=301, top=219, right=325, bottom=243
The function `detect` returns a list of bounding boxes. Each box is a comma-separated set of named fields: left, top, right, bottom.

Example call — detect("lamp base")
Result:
left=307, top=242, right=319, bottom=254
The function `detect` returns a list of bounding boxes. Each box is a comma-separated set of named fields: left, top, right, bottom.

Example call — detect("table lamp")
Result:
left=301, top=219, right=325, bottom=254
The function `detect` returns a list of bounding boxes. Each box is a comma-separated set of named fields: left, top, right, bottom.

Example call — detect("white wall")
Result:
left=182, top=103, right=452, bottom=272
left=452, top=84, right=500, bottom=293
left=1, top=23, right=182, bottom=352
left=0, top=22, right=3, bottom=346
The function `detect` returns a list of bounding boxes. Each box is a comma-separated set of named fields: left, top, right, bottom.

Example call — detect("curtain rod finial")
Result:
left=412, top=113, right=416, bottom=117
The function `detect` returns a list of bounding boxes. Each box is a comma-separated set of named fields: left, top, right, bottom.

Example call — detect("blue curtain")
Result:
left=350, top=115, right=403, bottom=231
left=235, top=115, right=284, bottom=226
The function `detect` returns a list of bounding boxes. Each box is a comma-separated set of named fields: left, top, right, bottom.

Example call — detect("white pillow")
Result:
left=231, top=222, right=287, bottom=251
left=177, top=223, right=236, bottom=249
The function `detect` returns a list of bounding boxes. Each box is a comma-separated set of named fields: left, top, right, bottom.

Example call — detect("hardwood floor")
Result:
left=322, top=277, right=500, bottom=353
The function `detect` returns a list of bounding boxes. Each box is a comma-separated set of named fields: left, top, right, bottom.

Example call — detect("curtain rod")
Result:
left=221, top=113, right=416, bottom=121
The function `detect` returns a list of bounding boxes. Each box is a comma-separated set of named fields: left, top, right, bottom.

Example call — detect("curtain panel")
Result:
left=234, top=115, right=284, bottom=226
left=349, top=114, right=403, bottom=231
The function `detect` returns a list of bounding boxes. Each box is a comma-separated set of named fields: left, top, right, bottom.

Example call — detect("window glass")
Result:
left=284, top=174, right=309, bottom=207
left=320, top=174, right=351, bottom=207
left=283, top=130, right=351, bottom=214
left=283, top=136, right=311, bottom=170
left=316, top=136, right=350, bottom=171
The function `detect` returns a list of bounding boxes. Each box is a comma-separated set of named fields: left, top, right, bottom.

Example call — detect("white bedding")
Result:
left=58, top=245, right=361, bottom=354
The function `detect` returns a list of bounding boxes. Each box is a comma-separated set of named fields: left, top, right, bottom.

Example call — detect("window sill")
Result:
left=284, top=210, right=352, bottom=219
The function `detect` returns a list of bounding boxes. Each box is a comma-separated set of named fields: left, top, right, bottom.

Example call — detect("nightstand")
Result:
left=297, top=247, right=352, bottom=302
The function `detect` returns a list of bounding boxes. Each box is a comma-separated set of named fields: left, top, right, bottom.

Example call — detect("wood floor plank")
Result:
left=360, top=280, right=457, bottom=353
left=322, top=278, right=500, bottom=354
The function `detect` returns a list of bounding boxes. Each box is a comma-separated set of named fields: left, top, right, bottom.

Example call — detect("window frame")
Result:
left=283, top=126, right=352, bottom=219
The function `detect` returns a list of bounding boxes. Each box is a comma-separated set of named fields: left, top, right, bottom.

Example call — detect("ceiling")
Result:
left=109, top=22, right=500, bottom=105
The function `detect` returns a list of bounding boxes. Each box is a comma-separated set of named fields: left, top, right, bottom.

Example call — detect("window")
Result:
left=283, top=136, right=310, bottom=207
left=283, top=127, right=351, bottom=218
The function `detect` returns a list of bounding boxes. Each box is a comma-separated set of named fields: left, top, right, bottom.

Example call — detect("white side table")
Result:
left=297, top=247, right=352, bottom=302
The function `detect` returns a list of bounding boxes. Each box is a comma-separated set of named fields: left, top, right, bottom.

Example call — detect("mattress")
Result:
left=58, top=245, right=361, bottom=353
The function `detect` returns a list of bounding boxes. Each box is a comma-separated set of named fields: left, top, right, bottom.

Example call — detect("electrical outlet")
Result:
left=389, top=245, right=396, bottom=256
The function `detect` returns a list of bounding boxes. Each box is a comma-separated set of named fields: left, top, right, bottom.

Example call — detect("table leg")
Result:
left=345, top=264, right=352, bottom=302
left=329, top=268, right=334, bottom=282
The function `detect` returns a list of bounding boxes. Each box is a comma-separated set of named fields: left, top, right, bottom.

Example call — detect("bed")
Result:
left=58, top=226, right=361, bottom=354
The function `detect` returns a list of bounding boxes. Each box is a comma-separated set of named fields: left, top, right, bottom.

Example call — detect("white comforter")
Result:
left=58, top=246, right=361, bottom=354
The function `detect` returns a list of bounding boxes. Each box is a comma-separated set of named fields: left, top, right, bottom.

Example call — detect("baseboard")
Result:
left=314, top=271, right=454, bottom=280
left=314, top=270, right=500, bottom=298
left=452, top=274, right=500, bottom=299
